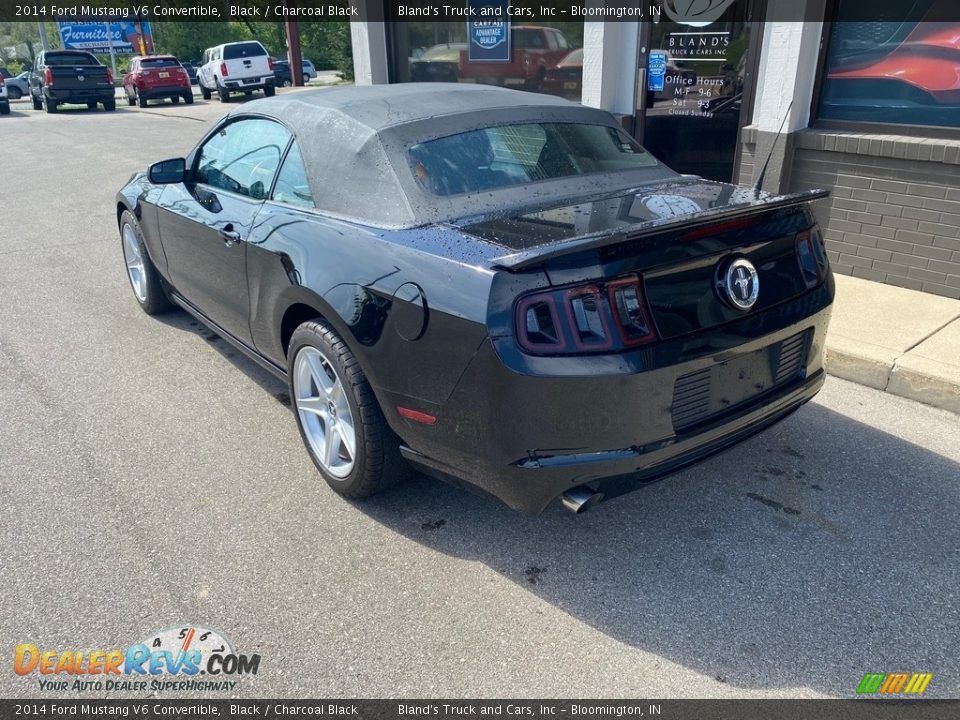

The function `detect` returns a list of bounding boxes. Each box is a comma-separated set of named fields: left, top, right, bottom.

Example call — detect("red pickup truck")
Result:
left=458, top=26, right=572, bottom=91
left=123, top=55, right=193, bottom=108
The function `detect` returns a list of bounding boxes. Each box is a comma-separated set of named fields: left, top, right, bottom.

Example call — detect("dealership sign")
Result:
left=467, top=0, right=511, bottom=62
left=57, top=21, right=154, bottom=55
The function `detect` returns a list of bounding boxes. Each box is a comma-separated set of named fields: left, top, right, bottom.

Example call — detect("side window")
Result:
left=195, top=119, right=291, bottom=200
left=271, top=142, right=315, bottom=208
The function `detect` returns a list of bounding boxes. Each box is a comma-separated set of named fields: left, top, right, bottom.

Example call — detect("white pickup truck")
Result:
left=198, top=41, right=275, bottom=103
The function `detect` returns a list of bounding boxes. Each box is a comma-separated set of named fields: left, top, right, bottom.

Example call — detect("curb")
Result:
left=825, top=348, right=960, bottom=415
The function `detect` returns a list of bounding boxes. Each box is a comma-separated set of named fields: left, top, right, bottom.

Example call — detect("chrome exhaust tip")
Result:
left=561, top=486, right=604, bottom=514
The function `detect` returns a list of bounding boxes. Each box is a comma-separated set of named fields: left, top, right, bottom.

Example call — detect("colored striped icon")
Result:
left=857, top=672, right=933, bottom=695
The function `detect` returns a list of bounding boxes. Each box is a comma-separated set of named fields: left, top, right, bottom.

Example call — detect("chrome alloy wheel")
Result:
left=293, top=346, right=357, bottom=478
left=122, top=224, right=147, bottom=302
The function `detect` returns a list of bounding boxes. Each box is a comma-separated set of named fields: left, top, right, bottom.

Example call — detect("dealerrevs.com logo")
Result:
left=14, top=625, right=260, bottom=693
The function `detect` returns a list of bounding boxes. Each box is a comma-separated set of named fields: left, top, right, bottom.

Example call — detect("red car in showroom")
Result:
left=123, top=55, right=193, bottom=108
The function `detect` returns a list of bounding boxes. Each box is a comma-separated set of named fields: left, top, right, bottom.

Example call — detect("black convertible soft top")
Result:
left=232, top=84, right=678, bottom=228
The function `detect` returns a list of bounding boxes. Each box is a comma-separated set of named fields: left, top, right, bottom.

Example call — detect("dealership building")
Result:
left=345, top=0, right=960, bottom=299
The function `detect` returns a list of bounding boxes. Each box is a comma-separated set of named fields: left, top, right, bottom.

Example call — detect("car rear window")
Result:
left=409, top=123, right=659, bottom=197
left=45, top=52, right=98, bottom=66
left=141, top=58, right=179, bottom=68
left=223, top=43, right=267, bottom=60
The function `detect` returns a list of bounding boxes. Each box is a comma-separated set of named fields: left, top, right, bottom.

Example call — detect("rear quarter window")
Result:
left=223, top=43, right=267, bottom=60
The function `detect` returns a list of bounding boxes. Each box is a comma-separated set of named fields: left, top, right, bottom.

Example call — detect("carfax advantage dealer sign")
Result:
left=467, top=0, right=511, bottom=62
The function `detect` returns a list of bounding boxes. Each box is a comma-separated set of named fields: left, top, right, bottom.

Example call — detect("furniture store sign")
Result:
left=57, top=21, right=154, bottom=55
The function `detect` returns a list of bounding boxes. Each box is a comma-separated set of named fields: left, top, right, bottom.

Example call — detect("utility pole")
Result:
left=283, top=0, right=304, bottom=86
left=103, top=22, right=118, bottom=81
left=37, top=21, right=50, bottom=52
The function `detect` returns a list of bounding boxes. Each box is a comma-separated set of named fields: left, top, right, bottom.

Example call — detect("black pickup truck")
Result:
left=29, top=50, right=115, bottom=113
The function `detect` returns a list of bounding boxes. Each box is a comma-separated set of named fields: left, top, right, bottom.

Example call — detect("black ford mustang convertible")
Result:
left=116, top=84, right=832, bottom=514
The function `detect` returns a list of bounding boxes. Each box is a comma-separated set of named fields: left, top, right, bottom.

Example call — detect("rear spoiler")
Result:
left=490, top=188, right=829, bottom=271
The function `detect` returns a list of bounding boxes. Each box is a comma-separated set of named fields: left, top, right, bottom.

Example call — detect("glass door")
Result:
left=637, top=0, right=758, bottom=182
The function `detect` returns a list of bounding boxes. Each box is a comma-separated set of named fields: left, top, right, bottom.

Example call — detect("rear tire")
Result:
left=183, top=92, right=194, bottom=105
left=104, top=99, right=116, bottom=112
left=217, top=85, right=230, bottom=103
left=264, top=84, right=275, bottom=97
left=126, top=94, right=135, bottom=106
left=200, top=84, right=211, bottom=100
left=32, top=94, right=42, bottom=110
left=8, top=87, right=22, bottom=100
left=44, top=97, right=57, bottom=113
left=0, top=102, right=9, bottom=116
left=289, top=320, right=408, bottom=499
left=119, top=210, right=173, bottom=316
left=171, top=96, right=180, bottom=104
left=87, top=101, right=96, bottom=110
left=138, top=94, right=147, bottom=108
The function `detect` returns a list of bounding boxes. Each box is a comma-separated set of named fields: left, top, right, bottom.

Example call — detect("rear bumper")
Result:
left=395, top=281, right=834, bottom=513
left=139, top=85, right=190, bottom=100
left=44, top=87, right=113, bottom=103
left=222, top=77, right=274, bottom=91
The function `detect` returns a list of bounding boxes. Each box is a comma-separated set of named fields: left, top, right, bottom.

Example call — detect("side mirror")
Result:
left=148, top=157, right=186, bottom=185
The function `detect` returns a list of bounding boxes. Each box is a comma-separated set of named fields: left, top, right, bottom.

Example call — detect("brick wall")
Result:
left=786, top=130, right=960, bottom=300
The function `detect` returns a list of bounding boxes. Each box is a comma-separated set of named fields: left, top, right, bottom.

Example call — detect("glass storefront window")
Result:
left=390, top=22, right=584, bottom=101
left=819, top=0, right=960, bottom=128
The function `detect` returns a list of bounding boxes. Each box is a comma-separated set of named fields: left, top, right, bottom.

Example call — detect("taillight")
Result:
left=796, top=228, right=829, bottom=288
left=0, top=75, right=4, bottom=86
left=268, top=57, right=274, bottom=71
left=44, top=67, right=53, bottom=85
left=516, top=275, right=657, bottom=355
left=220, top=62, right=228, bottom=77
left=607, top=277, right=656, bottom=347
left=106, top=68, right=113, bottom=85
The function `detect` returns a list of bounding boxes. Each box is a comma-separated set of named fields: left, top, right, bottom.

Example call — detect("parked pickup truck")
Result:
left=123, top=55, right=193, bottom=108
left=30, top=50, right=115, bottom=113
left=458, top=26, right=571, bottom=91
left=198, top=41, right=275, bottom=103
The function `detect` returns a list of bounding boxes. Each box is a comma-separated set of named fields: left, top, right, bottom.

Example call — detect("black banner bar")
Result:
left=5, top=1, right=960, bottom=23
left=2, top=700, right=959, bottom=720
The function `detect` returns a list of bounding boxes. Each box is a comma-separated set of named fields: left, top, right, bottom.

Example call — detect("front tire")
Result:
left=119, top=210, right=172, bottom=316
left=289, top=320, right=408, bottom=498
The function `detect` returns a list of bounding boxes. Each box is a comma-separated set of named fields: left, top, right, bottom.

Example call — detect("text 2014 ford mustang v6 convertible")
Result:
left=116, top=84, right=832, bottom=514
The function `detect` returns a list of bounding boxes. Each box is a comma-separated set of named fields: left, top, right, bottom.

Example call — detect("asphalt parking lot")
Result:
left=1, top=92, right=959, bottom=700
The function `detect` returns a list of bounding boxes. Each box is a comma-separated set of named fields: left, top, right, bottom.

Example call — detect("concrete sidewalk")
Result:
left=826, top=274, right=960, bottom=414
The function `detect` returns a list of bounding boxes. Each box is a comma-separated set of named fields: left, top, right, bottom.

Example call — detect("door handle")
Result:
left=219, top=224, right=243, bottom=246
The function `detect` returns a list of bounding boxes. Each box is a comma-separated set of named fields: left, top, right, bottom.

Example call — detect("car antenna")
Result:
left=753, top=100, right=794, bottom=197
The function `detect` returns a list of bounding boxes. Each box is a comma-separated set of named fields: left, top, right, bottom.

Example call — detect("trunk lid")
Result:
left=461, top=179, right=828, bottom=340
